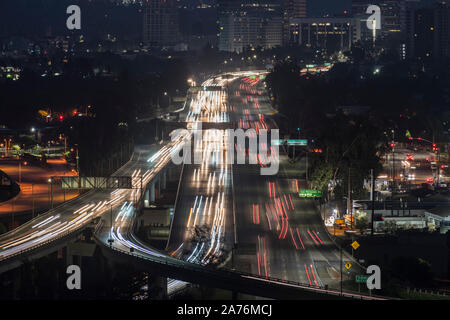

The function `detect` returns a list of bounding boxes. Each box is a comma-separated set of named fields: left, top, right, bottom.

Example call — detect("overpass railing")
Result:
left=103, top=238, right=389, bottom=300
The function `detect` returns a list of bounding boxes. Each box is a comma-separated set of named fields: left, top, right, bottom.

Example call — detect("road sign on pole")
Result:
left=351, top=241, right=360, bottom=250
left=273, top=139, right=308, bottom=146
left=345, top=262, right=352, bottom=270
left=356, top=275, right=369, bottom=283
left=299, top=190, right=322, bottom=198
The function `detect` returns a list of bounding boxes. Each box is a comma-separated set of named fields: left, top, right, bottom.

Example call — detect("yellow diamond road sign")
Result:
left=351, top=241, right=360, bottom=250
left=345, top=262, right=352, bottom=270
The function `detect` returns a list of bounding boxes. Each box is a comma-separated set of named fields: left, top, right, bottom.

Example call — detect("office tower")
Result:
left=284, top=0, right=307, bottom=19
left=434, top=1, right=450, bottom=58
left=289, top=17, right=355, bottom=53
left=218, top=0, right=283, bottom=52
left=406, top=1, right=450, bottom=60
left=143, top=0, right=180, bottom=47
left=283, top=0, right=307, bottom=45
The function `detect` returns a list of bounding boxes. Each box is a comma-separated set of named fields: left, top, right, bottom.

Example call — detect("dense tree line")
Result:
left=265, top=57, right=450, bottom=200
left=0, top=54, right=190, bottom=176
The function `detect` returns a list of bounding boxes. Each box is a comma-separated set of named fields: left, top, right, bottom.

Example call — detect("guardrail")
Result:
left=0, top=221, right=87, bottom=264
left=0, top=188, right=95, bottom=242
left=99, top=230, right=388, bottom=300
left=0, top=146, right=153, bottom=264
left=165, top=161, right=186, bottom=251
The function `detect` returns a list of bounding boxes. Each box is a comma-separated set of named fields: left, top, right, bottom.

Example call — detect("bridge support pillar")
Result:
left=150, top=182, right=156, bottom=203
left=144, top=188, right=150, bottom=207
left=147, top=274, right=167, bottom=300
left=162, top=170, right=167, bottom=190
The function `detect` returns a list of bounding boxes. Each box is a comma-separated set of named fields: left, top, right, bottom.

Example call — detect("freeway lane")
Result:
left=0, top=134, right=190, bottom=267
left=94, top=72, right=385, bottom=300
left=231, top=76, right=363, bottom=289
left=166, top=74, right=250, bottom=264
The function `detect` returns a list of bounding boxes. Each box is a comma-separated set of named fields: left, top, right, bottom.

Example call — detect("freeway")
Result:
left=0, top=71, right=385, bottom=299
left=228, top=75, right=364, bottom=290
left=95, top=198, right=386, bottom=300
left=166, top=73, right=247, bottom=264
left=0, top=134, right=190, bottom=268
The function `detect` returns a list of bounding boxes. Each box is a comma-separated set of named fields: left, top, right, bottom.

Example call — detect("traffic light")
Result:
left=59, top=115, right=64, bottom=121
left=374, top=215, right=384, bottom=221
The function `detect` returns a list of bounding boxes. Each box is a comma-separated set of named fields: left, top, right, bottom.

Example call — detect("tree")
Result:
left=391, top=257, right=434, bottom=286
left=385, top=220, right=397, bottom=234
left=355, top=215, right=369, bottom=232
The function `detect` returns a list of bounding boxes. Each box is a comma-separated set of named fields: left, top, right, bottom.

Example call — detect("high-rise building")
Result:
left=218, top=0, right=283, bottom=52
left=289, top=17, right=355, bottom=53
left=434, top=1, right=450, bottom=59
left=284, top=0, right=307, bottom=19
left=283, top=0, right=307, bottom=45
left=143, top=0, right=180, bottom=48
left=411, top=7, right=435, bottom=59
left=406, top=1, right=450, bottom=60
left=352, top=0, right=409, bottom=41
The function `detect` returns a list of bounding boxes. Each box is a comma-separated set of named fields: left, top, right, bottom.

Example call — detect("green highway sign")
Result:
left=288, top=140, right=308, bottom=146
left=273, top=139, right=308, bottom=146
left=299, top=190, right=322, bottom=198
left=355, top=275, right=369, bottom=283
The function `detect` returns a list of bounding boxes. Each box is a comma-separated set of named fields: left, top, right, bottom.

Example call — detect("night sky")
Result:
left=309, top=0, right=436, bottom=16
left=309, top=0, right=352, bottom=16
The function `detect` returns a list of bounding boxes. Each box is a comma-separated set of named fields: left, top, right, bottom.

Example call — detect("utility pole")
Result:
left=32, top=184, right=35, bottom=218
left=306, top=152, right=308, bottom=185
left=391, top=130, right=395, bottom=216
left=50, top=178, right=53, bottom=209
left=340, top=246, right=343, bottom=295
left=76, top=147, right=79, bottom=176
left=347, top=168, right=352, bottom=228
left=371, top=169, right=375, bottom=236
left=109, top=204, right=114, bottom=247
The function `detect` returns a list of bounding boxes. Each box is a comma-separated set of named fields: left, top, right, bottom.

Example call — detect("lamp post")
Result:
left=340, top=246, right=343, bottom=296
left=32, top=183, right=35, bottom=218
left=48, top=178, right=53, bottom=209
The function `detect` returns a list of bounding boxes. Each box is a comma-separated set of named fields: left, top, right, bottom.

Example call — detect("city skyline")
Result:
left=1, top=0, right=450, bottom=306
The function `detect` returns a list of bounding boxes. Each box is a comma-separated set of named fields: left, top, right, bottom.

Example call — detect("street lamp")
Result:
left=48, top=178, right=53, bottom=209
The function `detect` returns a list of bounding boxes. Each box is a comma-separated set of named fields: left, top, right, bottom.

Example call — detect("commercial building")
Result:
left=218, top=0, right=283, bottom=53
left=289, top=18, right=355, bottom=52
left=406, top=1, right=450, bottom=60
left=284, top=0, right=307, bottom=19
left=352, top=0, right=411, bottom=41
left=143, top=0, right=180, bottom=48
